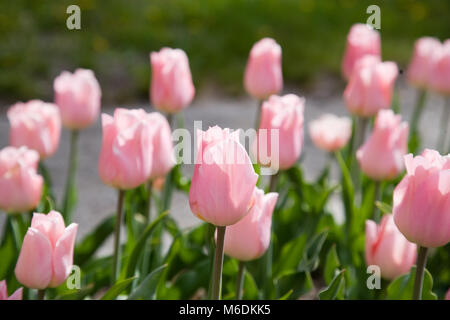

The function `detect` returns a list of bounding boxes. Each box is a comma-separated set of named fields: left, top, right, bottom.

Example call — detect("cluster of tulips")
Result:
left=0, top=23, right=449, bottom=301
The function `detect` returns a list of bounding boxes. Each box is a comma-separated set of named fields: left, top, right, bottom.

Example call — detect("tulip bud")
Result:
left=15, top=211, right=78, bottom=289
left=365, top=214, right=417, bottom=280
left=0, top=280, right=22, bottom=300
left=54, top=68, right=102, bottom=130
left=254, top=94, right=304, bottom=170
left=8, top=100, right=61, bottom=159
left=429, top=39, right=450, bottom=95
left=344, top=55, right=398, bottom=117
left=342, top=23, right=381, bottom=80
left=98, top=108, right=154, bottom=190
left=407, top=37, right=442, bottom=89
left=223, top=188, right=278, bottom=261
left=0, top=146, right=43, bottom=213
left=150, top=48, right=195, bottom=113
left=309, top=114, right=352, bottom=152
left=189, top=126, right=258, bottom=226
left=445, top=289, right=450, bottom=300
left=357, top=110, right=409, bottom=181
left=393, top=149, right=450, bottom=248
left=244, top=38, right=283, bottom=100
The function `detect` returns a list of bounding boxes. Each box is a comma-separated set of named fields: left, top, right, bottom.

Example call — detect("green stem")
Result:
left=372, top=181, right=382, bottom=222
left=112, top=189, right=125, bottom=284
left=211, top=226, right=226, bottom=300
left=268, top=172, right=279, bottom=193
left=352, top=116, right=368, bottom=193
left=62, top=130, right=79, bottom=224
left=37, top=289, right=46, bottom=300
left=144, top=180, right=153, bottom=222
left=9, top=214, right=22, bottom=251
left=413, top=246, right=428, bottom=300
left=236, top=261, right=245, bottom=300
left=438, top=98, right=450, bottom=153
left=410, top=89, right=427, bottom=135
left=254, top=100, right=263, bottom=130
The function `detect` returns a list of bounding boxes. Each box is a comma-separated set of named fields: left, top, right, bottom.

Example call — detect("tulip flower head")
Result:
left=54, top=68, right=102, bottom=130
left=309, top=114, right=352, bottom=152
left=15, top=211, right=78, bottom=289
left=429, top=39, right=450, bottom=95
left=0, top=280, right=22, bottom=300
left=8, top=100, right=61, bottom=159
left=407, top=37, right=442, bottom=89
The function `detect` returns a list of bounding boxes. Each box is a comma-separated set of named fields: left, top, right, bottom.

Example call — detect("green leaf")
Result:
left=279, top=289, right=293, bottom=300
left=56, top=285, right=93, bottom=300
left=74, top=215, right=115, bottom=267
left=318, top=269, right=346, bottom=300
left=375, top=201, right=393, bottom=215
left=124, top=211, right=169, bottom=279
left=242, top=269, right=259, bottom=299
left=324, top=245, right=340, bottom=285
left=387, top=267, right=437, bottom=300
left=101, top=277, right=137, bottom=300
left=298, top=230, right=328, bottom=272
left=274, top=234, right=307, bottom=278
left=128, top=264, right=167, bottom=300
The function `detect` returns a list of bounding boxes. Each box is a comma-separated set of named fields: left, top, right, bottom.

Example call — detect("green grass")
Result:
left=0, top=0, right=449, bottom=104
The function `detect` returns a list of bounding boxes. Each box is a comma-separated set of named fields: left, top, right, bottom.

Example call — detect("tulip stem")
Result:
left=410, top=89, right=427, bottom=137
left=211, top=226, right=226, bottom=300
left=145, top=180, right=153, bottom=222
left=268, top=172, right=279, bottom=193
left=254, top=100, right=263, bottom=129
left=352, top=116, right=368, bottom=192
left=112, top=189, right=125, bottom=284
left=236, top=260, right=245, bottom=300
left=9, top=215, right=22, bottom=251
left=438, top=98, right=450, bottom=153
left=62, top=130, right=79, bottom=224
left=413, top=246, right=428, bottom=300
left=37, top=289, right=45, bottom=300
left=372, top=181, right=382, bottom=222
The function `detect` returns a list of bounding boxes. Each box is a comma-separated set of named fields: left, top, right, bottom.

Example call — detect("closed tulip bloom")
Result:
left=98, top=108, right=154, bottom=190
left=407, top=37, right=442, bottom=89
left=150, top=48, right=195, bottom=113
left=393, top=149, right=450, bottom=248
left=54, top=68, right=102, bottom=129
left=0, top=146, right=43, bottom=213
left=15, top=211, right=78, bottom=289
left=365, top=214, right=417, bottom=280
left=254, top=94, right=304, bottom=170
left=189, top=126, right=258, bottom=226
left=8, top=100, right=61, bottom=159
left=147, top=112, right=175, bottom=180
left=309, top=114, right=352, bottom=152
left=357, top=110, right=409, bottom=181
left=344, top=55, right=398, bottom=117
left=429, top=39, right=450, bottom=95
left=446, top=289, right=450, bottom=300
left=223, top=188, right=278, bottom=261
left=342, top=23, right=381, bottom=80
left=244, top=38, right=283, bottom=100
left=0, top=280, right=22, bottom=300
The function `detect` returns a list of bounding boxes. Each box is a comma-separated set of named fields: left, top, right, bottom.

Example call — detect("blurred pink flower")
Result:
left=407, top=37, right=442, bottom=89
left=429, top=39, right=450, bottom=95
left=0, top=280, right=22, bottom=300
left=309, top=114, right=352, bottom=152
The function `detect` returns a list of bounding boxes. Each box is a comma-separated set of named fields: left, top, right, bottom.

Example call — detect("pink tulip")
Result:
left=429, top=39, right=450, bottom=95
left=342, top=23, right=381, bottom=80
left=147, top=112, right=175, bottom=179
left=254, top=94, right=304, bottom=170
left=8, top=100, right=61, bottom=159
left=344, top=55, right=398, bottom=117
left=98, top=108, right=154, bottom=190
left=150, top=48, right=195, bottom=113
left=357, top=110, right=409, bottom=181
left=308, top=114, right=352, bottom=152
left=445, top=289, right=450, bottom=300
left=54, top=68, right=102, bottom=129
left=189, top=126, right=258, bottom=226
left=244, top=38, right=283, bottom=100
left=15, top=211, right=78, bottom=289
left=0, top=146, right=43, bottom=213
left=365, top=214, right=417, bottom=280
left=393, top=149, right=450, bottom=248
left=407, top=37, right=442, bottom=89
left=223, top=188, right=278, bottom=261
left=0, top=280, right=22, bottom=300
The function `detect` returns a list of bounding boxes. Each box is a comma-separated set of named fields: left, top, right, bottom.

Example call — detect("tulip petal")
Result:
left=50, top=223, right=78, bottom=288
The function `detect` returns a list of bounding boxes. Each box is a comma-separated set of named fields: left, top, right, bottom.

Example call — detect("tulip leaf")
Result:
left=386, top=266, right=437, bottom=300
left=274, top=234, right=307, bottom=279
left=298, top=230, right=328, bottom=272
left=101, top=277, right=137, bottom=300
left=278, top=289, right=293, bottom=300
left=242, top=268, right=259, bottom=300
left=318, top=269, right=346, bottom=300
left=324, top=245, right=340, bottom=285
left=56, top=285, right=94, bottom=300
left=375, top=201, right=393, bottom=215
left=128, top=264, right=167, bottom=300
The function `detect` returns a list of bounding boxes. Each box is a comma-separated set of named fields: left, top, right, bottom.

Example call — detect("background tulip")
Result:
left=407, top=37, right=442, bottom=89
left=344, top=55, right=398, bottom=117
left=189, top=126, right=258, bottom=226
left=254, top=94, right=304, bottom=170
left=223, top=188, right=278, bottom=261
left=342, top=23, right=381, bottom=80
left=98, top=108, right=154, bottom=190
left=244, top=38, right=283, bottom=100
left=365, top=214, right=417, bottom=280
left=429, top=39, right=450, bottom=95
left=54, top=68, right=102, bottom=130
left=150, top=47, right=195, bottom=113
left=393, top=149, right=450, bottom=248
left=446, top=289, right=450, bottom=300
left=8, top=100, right=61, bottom=159
left=0, top=280, right=22, bottom=300
left=357, top=110, right=409, bottom=181
left=309, top=114, right=352, bottom=152
left=0, top=146, right=43, bottom=213
left=15, top=211, right=78, bottom=289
